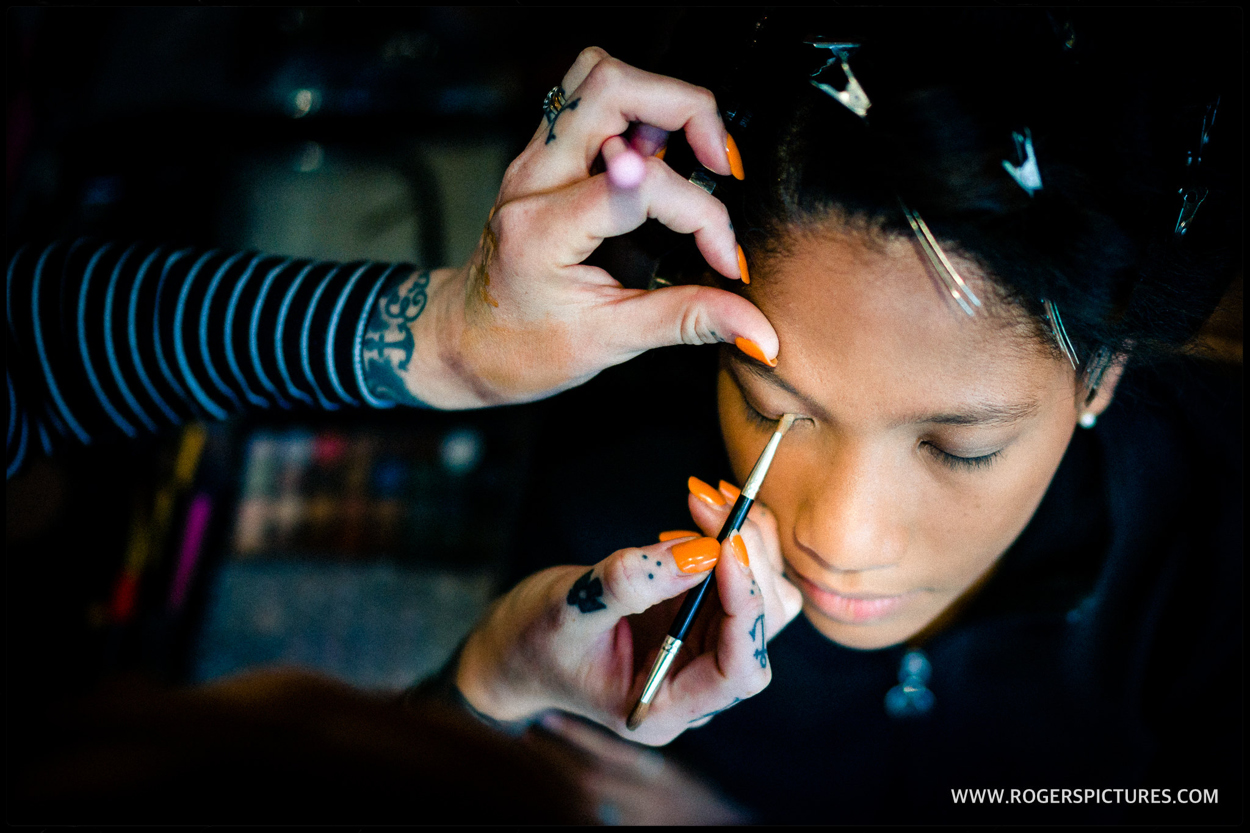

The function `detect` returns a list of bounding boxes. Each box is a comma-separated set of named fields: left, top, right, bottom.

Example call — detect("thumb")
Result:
left=607, top=283, right=779, bottom=366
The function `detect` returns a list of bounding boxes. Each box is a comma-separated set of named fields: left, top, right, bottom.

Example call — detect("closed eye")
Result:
left=922, top=442, right=1003, bottom=471
left=740, top=393, right=776, bottom=430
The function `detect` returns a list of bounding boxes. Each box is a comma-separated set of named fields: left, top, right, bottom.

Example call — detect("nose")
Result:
left=791, top=442, right=908, bottom=574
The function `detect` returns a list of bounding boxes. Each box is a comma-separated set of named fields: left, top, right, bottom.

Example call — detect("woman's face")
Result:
left=719, top=224, right=1085, bottom=650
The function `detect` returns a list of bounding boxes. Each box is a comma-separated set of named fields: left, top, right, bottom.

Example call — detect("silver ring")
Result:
left=543, top=85, right=567, bottom=123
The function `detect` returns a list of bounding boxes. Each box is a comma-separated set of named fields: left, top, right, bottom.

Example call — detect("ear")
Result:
left=1079, top=352, right=1128, bottom=421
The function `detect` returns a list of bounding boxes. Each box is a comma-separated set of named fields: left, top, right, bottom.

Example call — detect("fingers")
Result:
left=608, top=283, right=778, bottom=362
left=580, top=541, right=713, bottom=638
left=601, top=135, right=647, bottom=190
left=661, top=536, right=770, bottom=713
left=531, top=49, right=733, bottom=193
left=718, top=480, right=783, bottom=573
left=558, top=46, right=610, bottom=102
left=685, top=478, right=803, bottom=640
left=546, top=157, right=738, bottom=277
left=627, top=123, right=669, bottom=158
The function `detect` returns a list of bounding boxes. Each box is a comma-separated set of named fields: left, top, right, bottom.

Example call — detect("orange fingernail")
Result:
left=659, top=529, right=701, bottom=542
left=734, top=337, right=777, bottom=368
left=671, top=536, right=720, bottom=573
left=688, top=476, right=727, bottom=507
left=655, top=146, right=667, bottom=161
left=726, top=133, right=745, bottom=180
left=729, top=531, right=750, bottom=568
left=737, top=245, right=750, bottom=284
left=718, top=480, right=741, bottom=501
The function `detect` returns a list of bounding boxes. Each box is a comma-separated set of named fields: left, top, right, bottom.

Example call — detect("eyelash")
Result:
left=740, top=396, right=778, bottom=430
left=923, top=443, right=1003, bottom=471
left=740, top=388, right=1003, bottom=472
left=742, top=393, right=1002, bottom=471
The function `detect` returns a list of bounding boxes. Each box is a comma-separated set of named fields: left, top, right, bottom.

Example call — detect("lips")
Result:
left=788, top=570, right=917, bottom=625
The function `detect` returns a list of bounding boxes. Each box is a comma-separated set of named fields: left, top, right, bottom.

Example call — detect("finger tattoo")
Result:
left=567, top=569, right=608, bottom=613
left=748, top=613, right=768, bottom=668
left=641, top=552, right=661, bottom=580
left=689, top=697, right=743, bottom=724
left=362, top=270, right=430, bottom=405
left=544, top=95, right=580, bottom=145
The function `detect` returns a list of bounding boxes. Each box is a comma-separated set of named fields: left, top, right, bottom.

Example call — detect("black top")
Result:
left=509, top=345, right=1243, bottom=824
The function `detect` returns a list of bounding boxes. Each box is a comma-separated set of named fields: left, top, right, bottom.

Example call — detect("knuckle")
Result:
left=602, top=549, right=643, bottom=607
left=691, top=83, right=719, bottom=113
left=489, top=199, right=530, bottom=248
left=675, top=288, right=718, bottom=346
left=500, top=154, right=532, bottom=192
left=574, top=46, right=610, bottom=72
left=583, top=56, right=624, bottom=94
left=681, top=183, right=731, bottom=226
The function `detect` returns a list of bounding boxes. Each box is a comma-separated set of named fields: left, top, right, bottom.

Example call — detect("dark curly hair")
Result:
left=657, top=8, right=1241, bottom=378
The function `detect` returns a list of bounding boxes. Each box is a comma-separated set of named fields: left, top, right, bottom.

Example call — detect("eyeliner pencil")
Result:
left=627, top=413, right=799, bottom=731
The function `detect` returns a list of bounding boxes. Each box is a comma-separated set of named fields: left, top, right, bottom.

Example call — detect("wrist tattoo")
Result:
left=567, top=569, right=607, bottom=613
left=363, top=270, right=430, bottom=406
left=749, top=613, right=768, bottom=669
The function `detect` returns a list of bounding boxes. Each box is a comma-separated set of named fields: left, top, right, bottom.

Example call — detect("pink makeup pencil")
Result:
left=628, top=413, right=800, bottom=731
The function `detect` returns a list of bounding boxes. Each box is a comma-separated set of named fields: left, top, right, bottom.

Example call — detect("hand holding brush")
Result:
left=450, top=446, right=802, bottom=746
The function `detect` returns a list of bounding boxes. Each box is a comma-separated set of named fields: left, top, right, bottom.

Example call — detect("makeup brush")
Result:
left=627, top=413, right=800, bottom=731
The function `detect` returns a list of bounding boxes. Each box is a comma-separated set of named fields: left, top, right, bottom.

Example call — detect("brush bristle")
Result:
left=626, top=700, right=650, bottom=731
left=777, top=413, right=799, bottom=434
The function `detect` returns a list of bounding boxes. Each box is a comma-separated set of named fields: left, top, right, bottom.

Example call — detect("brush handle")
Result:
left=666, top=493, right=753, bottom=641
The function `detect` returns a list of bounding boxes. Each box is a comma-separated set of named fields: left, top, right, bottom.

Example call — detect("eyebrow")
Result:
left=729, top=355, right=833, bottom=421
left=727, top=355, right=1042, bottom=429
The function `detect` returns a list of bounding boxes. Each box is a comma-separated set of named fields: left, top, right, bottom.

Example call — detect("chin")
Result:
left=801, top=604, right=930, bottom=651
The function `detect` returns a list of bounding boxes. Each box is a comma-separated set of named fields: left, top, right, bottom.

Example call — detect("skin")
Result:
left=718, top=220, right=1121, bottom=650
left=360, top=47, right=777, bottom=411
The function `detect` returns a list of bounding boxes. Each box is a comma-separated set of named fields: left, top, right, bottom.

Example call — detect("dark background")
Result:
left=4, top=4, right=695, bottom=798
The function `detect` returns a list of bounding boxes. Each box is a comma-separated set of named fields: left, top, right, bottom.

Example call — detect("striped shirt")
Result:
left=6, top=240, right=412, bottom=479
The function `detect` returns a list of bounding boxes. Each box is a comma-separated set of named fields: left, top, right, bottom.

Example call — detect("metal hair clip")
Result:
left=1082, top=346, right=1114, bottom=405
left=1175, top=97, right=1219, bottom=238
left=1174, top=186, right=1209, bottom=237
left=802, top=40, right=978, bottom=319
left=806, top=41, right=872, bottom=119
left=1187, top=96, right=1219, bottom=169
left=899, top=200, right=982, bottom=317
left=1042, top=298, right=1079, bottom=369
left=1002, top=128, right=1043, bottom=196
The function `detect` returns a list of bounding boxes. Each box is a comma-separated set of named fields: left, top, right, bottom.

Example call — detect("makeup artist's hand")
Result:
left=453, top=479, right=802, bottom=747
left=383, top=47, right=778, bottom=408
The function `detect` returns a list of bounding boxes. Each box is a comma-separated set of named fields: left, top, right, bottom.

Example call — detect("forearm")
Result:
left=6, top=239, right=416, bottom=478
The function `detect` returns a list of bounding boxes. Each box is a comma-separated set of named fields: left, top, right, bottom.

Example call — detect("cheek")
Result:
left=926, top=417, right=1077, bottom=584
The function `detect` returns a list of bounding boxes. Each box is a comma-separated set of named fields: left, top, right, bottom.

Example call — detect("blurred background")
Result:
left=4, top=7, right=690, bottom=714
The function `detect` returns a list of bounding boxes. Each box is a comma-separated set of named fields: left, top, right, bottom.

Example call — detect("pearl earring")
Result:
left=1078, top=412, right=1097, bottom=429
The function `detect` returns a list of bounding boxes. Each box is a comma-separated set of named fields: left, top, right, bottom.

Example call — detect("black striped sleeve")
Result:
left=6, top=240, right=413, bottom=479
